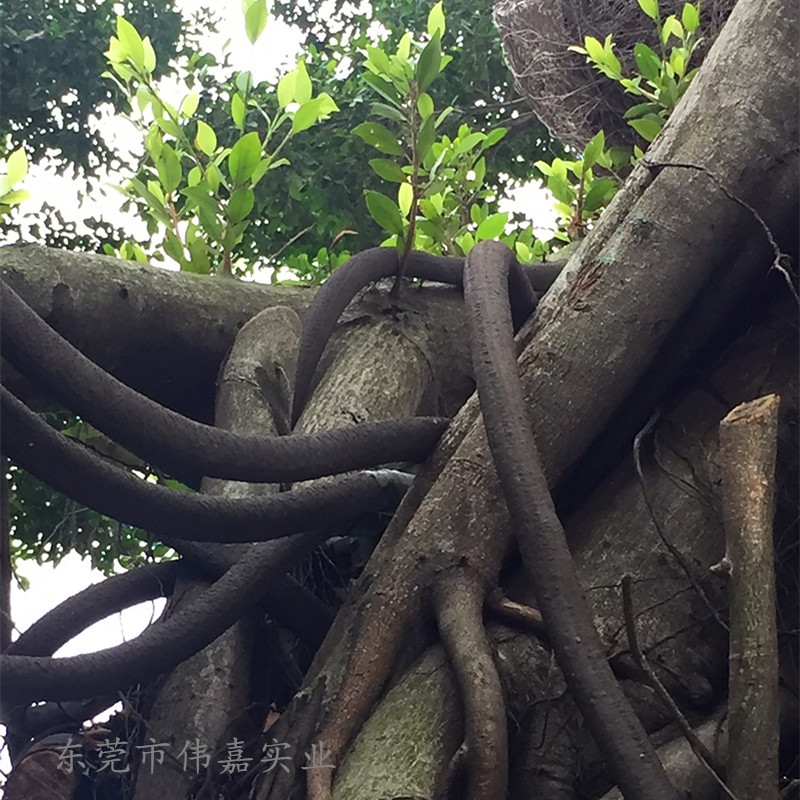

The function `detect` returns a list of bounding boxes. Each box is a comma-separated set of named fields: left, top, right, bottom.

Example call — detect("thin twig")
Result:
left=621, top=575, right=734, bottom=798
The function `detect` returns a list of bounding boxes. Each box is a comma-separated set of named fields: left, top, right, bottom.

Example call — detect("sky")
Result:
left=3, top=0, right=557, bottom=781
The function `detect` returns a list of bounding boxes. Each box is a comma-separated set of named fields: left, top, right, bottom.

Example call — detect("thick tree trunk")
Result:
left=1, top=0, right=796, bottom=797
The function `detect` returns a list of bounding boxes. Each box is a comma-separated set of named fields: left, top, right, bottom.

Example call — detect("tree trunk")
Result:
left=1, top=0, right=797, bottom=798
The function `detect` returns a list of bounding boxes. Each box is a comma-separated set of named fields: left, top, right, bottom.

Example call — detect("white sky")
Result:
left=3, top=0, right=557, bottom=780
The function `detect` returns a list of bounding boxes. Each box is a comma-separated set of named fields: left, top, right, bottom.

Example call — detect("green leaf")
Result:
left=624, top=101, right=660, bottom=119
left=294, top=60, right=312, bottom=104
left=682, top=3, right=700, bottom=33
left=206, top=163, right=221, bottom=192
left=547, top=176, right=575, bottom=205
left=396, top=32, right=412, bottom=61
left=583, top=178, right=618, bottom=213
left=250, top=158, right=271, bottom=187
left=195, top=120, right=217, bottom=155
left=116, top=16, right=145, bottom=70
left=582, top=130, right=605, bottom=169
left=227, top=186, right=255, bottom=222
left=417, top=92, right=434, bottom=119
left=637, top=0, right=659, bottom=20
left=397, top=182, right=413, bottom=216
left=416, top=32, right=441, bottom=93
left=163, top=230, right=185, bottom=264
left=483, top=128, right=507, bottom=148
left=427, top=2, right=446, bottom=37
left=231, top=93, right=246, bottom=130
left=0, top=189, right=30, bottom=206
left=633, top=43, right=661, bottom=81
left=456, top=132, right=485, bottom=154
left=371, top=102, right=406, bottom=123
left=369, top=159, right=406, bottom=183
left=476, top=212, right=508, bottom=240
left=364, top=72, right=403, bottom=105
left=661, top=15, right=683, bottom=44
left=236, top=71, right=252, bottom=95
left=181, top=92, right=200, bottom=118
left=353, top=121, right=404, bottom=156
left=228, top=131, right=261, bottom=183
left=142, top=36, right=157, bottom=72
left=629, top=117, right=662, bottom=142
left=6, top=148, right=28, bottom=186
left=583, top=36, right=604, bottom=63
left=316, top=92, right=339, bottom=118
left=365, top=190, right=404, bottom=235
left=417, top=115, right=436, bottom=162
left=291, top=98, right=321, bottom=133
left=670, top=48, right=686, bottom=78
left=366, top=45, right=392, bottom=75
left=186, top=238, right=211, bottom=274
left=156, top=144, right=182, bottom=193
left=155, top=116, right=182, bottom=138
left=277, top=69, right=296, bottom=108
left=244, top=0, right=268, bottom=44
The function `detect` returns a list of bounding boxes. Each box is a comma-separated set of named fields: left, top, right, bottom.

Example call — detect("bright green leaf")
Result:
left=682, top=3, right=700, bottom=33
left=228, top=131, right=261, bottom=183
left=661, top=15, right=683, bottom=44
left=6, top=148, right=28, bottom=186
left=427, top=2, right=445, bottom=37
left=181, top=92, right=200, bottom=118
left=142, top=36, right=157, bottom=72
left=116, top=16, right=145, bottom=69
left=195, top=120, right=217, bottom=155
left=316, top=92, right=339, bottom=118
left=483, top=128, right=507, bottom=148
left=397, top=182, right=413, bottom=216
left=291, top=98, right=321, bottom=134
left=366, top=45, right=392, bottom=75
left=396, top=32, right=412, bottom=61
left=637, top=0, right=659, bottom=20
left=231, top=93, right=246, bottom=129
left=456, top=132, right=485, bottom=154
left=582, top=130, right=605, bottom=169
left=0, top=189, right=30, bottom=206
left=206, top=163, right=221, bottom=192
left=365, top=190, right=404, bottom=235
left=583, top=36, right=604, bottom=63
left=476, top=212, right=508, bottom=240
left=417, top=92, right=434, bottom=119
left=277, top=69, right=296, bottom=108
left=294, top=60, right=312, bottom=104
left=244, top=0, right=268, bottom=44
